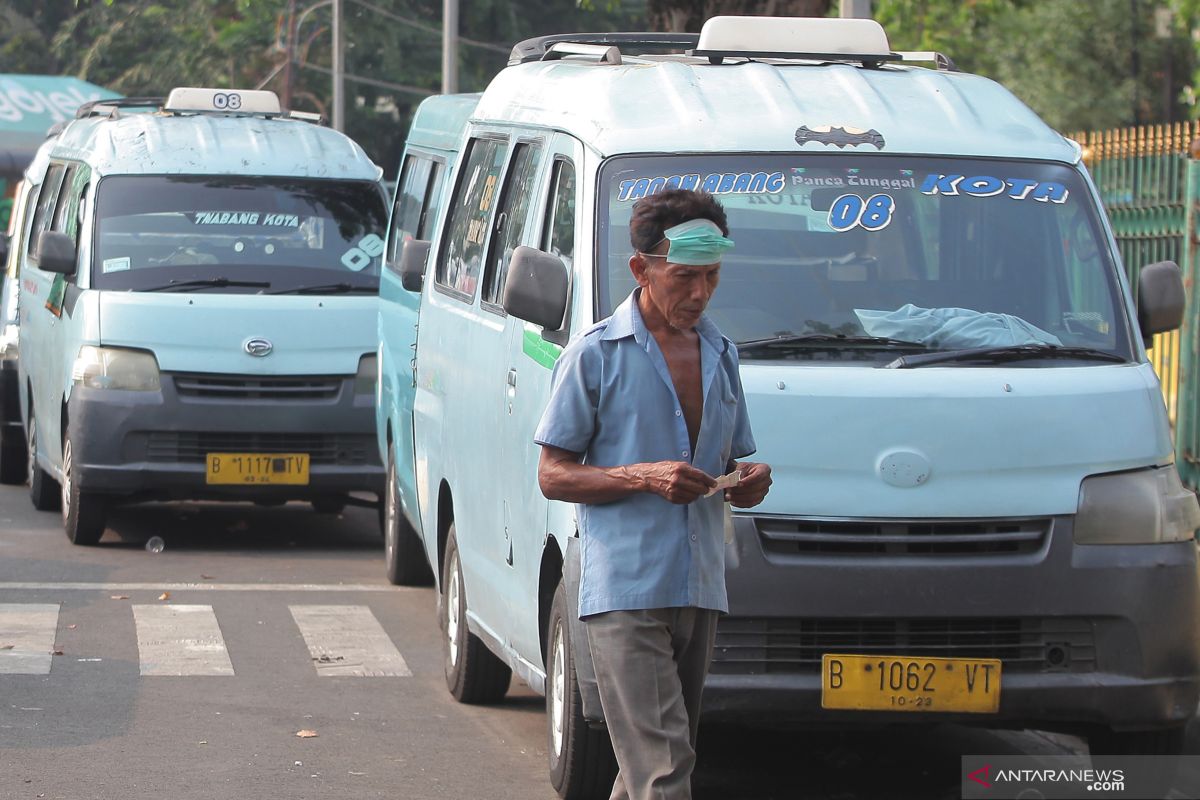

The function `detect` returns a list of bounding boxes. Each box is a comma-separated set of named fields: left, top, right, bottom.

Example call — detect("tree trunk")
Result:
left=649, top=0, right=834, bottom=33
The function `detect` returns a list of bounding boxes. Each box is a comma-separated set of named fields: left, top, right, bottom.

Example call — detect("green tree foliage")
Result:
left=876, top=0, right=1195, bottom=131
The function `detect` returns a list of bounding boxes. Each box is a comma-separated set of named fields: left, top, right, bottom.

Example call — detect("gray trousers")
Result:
left=584, top=607, right=720, bottom=800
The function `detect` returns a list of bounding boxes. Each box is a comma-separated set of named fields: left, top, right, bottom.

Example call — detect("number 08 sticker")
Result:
left=828, top=193, right=895, bottom=232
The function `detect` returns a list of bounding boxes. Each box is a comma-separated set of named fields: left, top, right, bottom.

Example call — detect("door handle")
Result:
left=506, top=369, right=517, bottom=388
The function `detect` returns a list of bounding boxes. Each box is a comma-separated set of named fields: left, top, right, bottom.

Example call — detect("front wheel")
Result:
left=384, top=444, right=433, bottom=586
left=547, top=578, right=617, bottom=800
left=442, top=524, right=511, bottom=704
left=61, top=431, right=107, bottom=546
left=27, top=409, right=60, bottom=511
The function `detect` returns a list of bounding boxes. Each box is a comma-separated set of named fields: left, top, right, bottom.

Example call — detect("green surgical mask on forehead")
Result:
left=660, top=219, right=735, bottom=265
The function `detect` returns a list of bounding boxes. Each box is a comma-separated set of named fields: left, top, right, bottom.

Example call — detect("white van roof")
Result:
left=47, top=95, right=382, bottom=181
left=476, top=41, right=1077, bottom=163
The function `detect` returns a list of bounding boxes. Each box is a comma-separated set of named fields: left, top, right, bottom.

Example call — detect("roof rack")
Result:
left=509, top=32, right=699, bottom=65
left=75, top=97, right=164, bottom=119
left=896, top=50, right=959, bottom=72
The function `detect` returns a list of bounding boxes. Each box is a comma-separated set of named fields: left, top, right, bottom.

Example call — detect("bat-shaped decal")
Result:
left=795, top=125, right=886, bottom=149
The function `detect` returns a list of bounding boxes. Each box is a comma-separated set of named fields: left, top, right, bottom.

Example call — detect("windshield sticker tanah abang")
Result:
left=191, top=211, right=302, bottom=226
left=617, top=171, right=786, bottom=202
left=920, top=173, right=1068, bottom=202
left=102, top=257, right=131, bottom=274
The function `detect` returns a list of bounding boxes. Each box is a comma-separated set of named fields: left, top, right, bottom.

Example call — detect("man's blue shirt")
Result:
left=534, top=290, right=756, bottom=617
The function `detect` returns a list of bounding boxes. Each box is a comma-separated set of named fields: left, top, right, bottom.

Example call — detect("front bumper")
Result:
left=67, top=371, right=384, bottom=502
left=701, top=515, right=1200, bottom=734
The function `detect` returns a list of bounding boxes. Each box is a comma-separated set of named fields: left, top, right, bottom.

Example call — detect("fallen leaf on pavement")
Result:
left=0, top=644, right=13, bottom=650
left=158, top=592, right=170, bottom=601
left=51, top=649, right=63, bottom=656
left=295, top=729, right=318, bottom=739
left=200, top=574, right=215, bottom=580
left=110, top=595, right=129, bottom=601
left=67, top=624, right=77, bottom=630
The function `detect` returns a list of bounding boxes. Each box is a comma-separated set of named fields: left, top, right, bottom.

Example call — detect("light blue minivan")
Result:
left=378, top=17, right=1200, bottom=797
left=18, top=88, right=389, bottom=544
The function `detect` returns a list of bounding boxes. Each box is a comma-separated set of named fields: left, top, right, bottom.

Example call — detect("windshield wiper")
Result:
left=737, top=333, right=929, bottom=353
left=266, top=282, right=377, bottom=295
left=884, top=344, right=1127, bottom=369
left=142, top=277, right=271, bottom=293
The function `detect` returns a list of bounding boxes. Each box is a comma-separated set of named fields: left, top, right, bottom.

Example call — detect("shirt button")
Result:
left=675, top=410, right=682, bottom=417
left=691, top=534, right=698, bottom=541
left=682, top=450, right=689, bottom=458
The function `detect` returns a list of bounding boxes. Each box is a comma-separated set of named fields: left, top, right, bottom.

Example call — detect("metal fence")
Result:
left=1070, top=122, right=1200, bottom=487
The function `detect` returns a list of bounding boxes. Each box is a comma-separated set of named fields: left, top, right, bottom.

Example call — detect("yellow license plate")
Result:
left=821, top=654, right=1001, bottom=714
left=205, top=453, right=310, bottom=485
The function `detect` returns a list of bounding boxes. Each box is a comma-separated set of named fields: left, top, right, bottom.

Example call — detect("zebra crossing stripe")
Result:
left=290, top=605, right=411, bottom=677
left=0, top=603, right=60, bottom=675
left=133, top=605, right=234, bottom=676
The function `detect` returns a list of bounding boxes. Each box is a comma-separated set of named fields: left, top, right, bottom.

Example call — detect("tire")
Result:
left=1088, top=724, right=1185, bottom=755
left=311, top=495, right=347, bottom=515
left=61, top=431, right=107, bottom=546
left=442, top=524, right=511, bottom=704
left=27, top=410, right=60, bottom=511
left=547, top=579, right=617, bottom=800
left=384, top=444, right=433, bottom=586
left=1089, top=725, right=1184, bottom=799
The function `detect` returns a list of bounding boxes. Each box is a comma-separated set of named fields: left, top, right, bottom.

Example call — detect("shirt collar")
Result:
left=601, top=289, right=728, bottom=354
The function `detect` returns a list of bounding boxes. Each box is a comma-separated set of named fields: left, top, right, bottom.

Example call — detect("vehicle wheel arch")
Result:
left=436, top=480, right=454, bottom=589
left=538, top=535, right=564, bottom=668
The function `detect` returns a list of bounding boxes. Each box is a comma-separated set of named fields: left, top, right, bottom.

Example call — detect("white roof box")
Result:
left=696, top=16, right=893, bottom=60
left=164, top=87, right=282, bottom=116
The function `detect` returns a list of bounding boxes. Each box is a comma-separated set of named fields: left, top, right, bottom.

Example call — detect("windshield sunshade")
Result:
left=93, top=176, right=388, bottom=294
left=598, top=155, right=1132, bottom=365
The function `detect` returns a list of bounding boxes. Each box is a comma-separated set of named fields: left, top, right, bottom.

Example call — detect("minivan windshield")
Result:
left=93, top=176, right=388, bottom=293
left=598, top=155, right=1133, bottom=365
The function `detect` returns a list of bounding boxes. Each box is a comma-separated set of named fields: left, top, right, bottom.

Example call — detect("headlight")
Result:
left=1074, top=466, right=1200, bottom=544
left=354, top=353, right=377, bottom=396
left=71, top=346, right=161, bottom=391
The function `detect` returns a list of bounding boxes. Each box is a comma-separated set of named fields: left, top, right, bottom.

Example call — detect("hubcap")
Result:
left=446, top=553, right=460, bottom=667
left=550, top=619, right=566, bottom=757
left=27, top=419, right=36, bottom=479
left=61, top=438, right=72, bottom=520
left=385, top=459, right=397, bottom=564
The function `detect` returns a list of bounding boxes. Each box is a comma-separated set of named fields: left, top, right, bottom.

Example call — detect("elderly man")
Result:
left=535, top=188, right=772, bottom=800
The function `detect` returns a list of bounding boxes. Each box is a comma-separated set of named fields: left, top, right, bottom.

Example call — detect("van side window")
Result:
left=52, top=165, right=91, bottom=247
left=29, top=164, right=66, bottom=256
left=481, top=142, right=541, bottom=308
left=542, top=159, right=576, bottom=269
left=386, top=155, right=444, bottom=271
left=436, top=138, right=506, bottom=298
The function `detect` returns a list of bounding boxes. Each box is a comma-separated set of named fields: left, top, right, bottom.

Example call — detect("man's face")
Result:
left=631, top=245, right=721, bottom=331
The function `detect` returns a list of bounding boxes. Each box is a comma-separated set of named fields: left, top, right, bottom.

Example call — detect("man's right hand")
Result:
left=635, top=461, right=717, bottom=504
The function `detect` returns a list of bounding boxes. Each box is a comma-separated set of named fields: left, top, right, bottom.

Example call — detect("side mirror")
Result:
left=503, top=246, right=568, bottom=331
left=34, top=230, right=77, bottom=275
left=398, top=238, right=431, bottom=293
left=1137, top=260, right=1185, bottom=338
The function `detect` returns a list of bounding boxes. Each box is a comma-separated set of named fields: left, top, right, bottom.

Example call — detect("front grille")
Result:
left=146, top=432, right=372, bottom=465
left=755, top=517, right=1050, bottom=556
left=711, top=617, right=1096, bottom=675
left=172, top=373, right=342, bottom=402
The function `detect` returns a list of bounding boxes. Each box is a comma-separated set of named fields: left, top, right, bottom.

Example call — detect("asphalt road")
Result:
left=0, top=482, right=1185, bottom=800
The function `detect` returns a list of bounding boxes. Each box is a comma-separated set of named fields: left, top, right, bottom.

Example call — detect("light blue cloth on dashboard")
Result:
left=855, top=304, right=1062, bottom=349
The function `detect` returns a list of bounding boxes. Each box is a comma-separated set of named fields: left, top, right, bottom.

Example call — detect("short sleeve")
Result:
left=534, top=336, right=599, bottom=455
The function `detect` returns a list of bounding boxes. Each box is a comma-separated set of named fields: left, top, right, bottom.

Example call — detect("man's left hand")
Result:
left=725, top=461, right=772, bottom=508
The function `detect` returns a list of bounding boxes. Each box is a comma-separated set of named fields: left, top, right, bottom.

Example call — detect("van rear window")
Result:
left=93, top=176, right=387, bottom=294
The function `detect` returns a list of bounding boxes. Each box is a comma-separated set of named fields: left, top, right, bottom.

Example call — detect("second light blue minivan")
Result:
left=18, top=88, right=389, bottom=544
